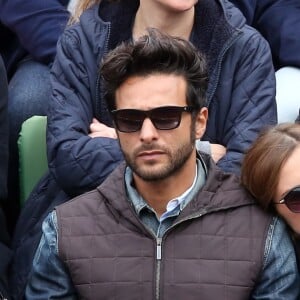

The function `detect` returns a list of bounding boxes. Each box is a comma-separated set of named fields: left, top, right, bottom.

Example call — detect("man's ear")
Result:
left=195, top=107, right=208, bottom=139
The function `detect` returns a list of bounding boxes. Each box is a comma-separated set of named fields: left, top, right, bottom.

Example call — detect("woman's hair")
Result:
left=69, top=0, right=118, bottom=24
left=241, top=123, right=300, bottom=210
left=100, top=28, right=208, bottom=113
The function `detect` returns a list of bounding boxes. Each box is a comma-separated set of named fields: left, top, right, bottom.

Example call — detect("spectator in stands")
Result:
left=0, top=53, right=11, bottom=300
left=0, top=0, right=71, bottom=229
left=231, top=0, right=300, bottom=123
left=241, top=123, right=300, bottom=267
left=26, top=29, right=300, bottom=299
left=0, top=208, right=10, bottom=300
left=9, top=0, right=277, bottom=298
left=0, top=48, right=8, bottom=206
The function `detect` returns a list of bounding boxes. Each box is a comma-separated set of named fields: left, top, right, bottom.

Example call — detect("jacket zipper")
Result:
left=206, top=29, right=242, bottom=107
left=95, top=23, right=111, bottom=120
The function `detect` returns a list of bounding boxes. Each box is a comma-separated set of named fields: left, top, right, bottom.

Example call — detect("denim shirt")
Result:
left=25, top=161, right=300, bottom=299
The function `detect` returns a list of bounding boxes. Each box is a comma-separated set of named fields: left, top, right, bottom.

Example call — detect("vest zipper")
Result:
left=154, top=211, right=208, bottom=300
left=153, top=205, right=235, bottom=299
left=154, top=207, right=231, bottom=299
left=156, top=238, right=162, bottom=300
left=156, top=237, right=162, bottom=260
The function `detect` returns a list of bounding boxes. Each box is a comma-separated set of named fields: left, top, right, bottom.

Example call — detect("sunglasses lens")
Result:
left=112, top=106, right=193, bottom=132
left=114, top=110, right=144, bottom=132
left=151, top=107, right=182, bottom=130
left=285, top=188, right=300, bottom=213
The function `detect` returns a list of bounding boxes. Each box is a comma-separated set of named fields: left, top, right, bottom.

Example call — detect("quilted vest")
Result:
left=56, top=160, right=272, bottom=300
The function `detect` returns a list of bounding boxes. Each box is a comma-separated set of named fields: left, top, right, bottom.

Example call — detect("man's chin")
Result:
left=133, top=166, right=170, bottom=182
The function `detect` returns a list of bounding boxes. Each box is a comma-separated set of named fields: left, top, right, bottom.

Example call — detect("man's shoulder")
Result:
left=204, top=157, right=270, bottom=214
left=56, top=188, right=103, bottom=217
left=56, top=162, right=126, bottom=217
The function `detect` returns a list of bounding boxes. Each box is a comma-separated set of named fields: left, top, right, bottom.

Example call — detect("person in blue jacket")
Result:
left=232, top=0, right=300, bottom=71
left=232, top=0, right=300, bottom=123
left=0, top=54, right=11, bottom=300
left=0, top=0, right=71, bottom=230
left=0, top=54, right=8, bottom=206
left=9, top=0, right=278, bottom=298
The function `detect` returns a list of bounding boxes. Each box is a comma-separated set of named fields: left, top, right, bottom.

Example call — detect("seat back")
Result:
left=18, top=116, right=48, bottom=205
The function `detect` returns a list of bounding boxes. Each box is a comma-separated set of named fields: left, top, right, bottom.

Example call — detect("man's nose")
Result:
left=139, top=118, right=159, bottom=142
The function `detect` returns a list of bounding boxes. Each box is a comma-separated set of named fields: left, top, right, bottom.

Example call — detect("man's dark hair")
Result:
left=101, top=28, right=208, bottom=112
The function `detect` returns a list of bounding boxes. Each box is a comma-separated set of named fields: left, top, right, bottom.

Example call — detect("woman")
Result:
left=241, top=123, right=300, bottom=265
left=10, top=0, right=277, bottom=298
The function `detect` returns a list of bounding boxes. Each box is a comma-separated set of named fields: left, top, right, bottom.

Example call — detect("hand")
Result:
left=210, top=144, right=226, bottom=163
left=89, top=118, right=117, bottom=139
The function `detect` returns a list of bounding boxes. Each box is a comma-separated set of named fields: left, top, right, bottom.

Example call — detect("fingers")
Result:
left=89, top=120, right=117, bottom=139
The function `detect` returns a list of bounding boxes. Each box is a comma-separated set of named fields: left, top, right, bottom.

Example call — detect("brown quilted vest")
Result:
left=56, top=159, right=272, bottom=300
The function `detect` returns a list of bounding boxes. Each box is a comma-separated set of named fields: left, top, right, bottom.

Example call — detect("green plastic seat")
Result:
left=18, top=116, right=48, bottom=206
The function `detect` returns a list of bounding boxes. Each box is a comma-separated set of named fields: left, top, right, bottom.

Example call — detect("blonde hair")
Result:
left=69, top=0, right=119, bottom=24
left=68, top=0, right=99, bottom=24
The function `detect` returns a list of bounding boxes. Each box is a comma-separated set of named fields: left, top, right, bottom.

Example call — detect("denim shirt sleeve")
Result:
left=25, top=211, right=77, bottom=299
left=252, top=217, right=300, bottom=299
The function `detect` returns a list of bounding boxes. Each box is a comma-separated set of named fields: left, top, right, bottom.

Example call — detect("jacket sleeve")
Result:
left=0, top=0, right=69, bottom=64
left=216, top=29, right=277, bottom=175
left=25, top=211, right=77, bottom=298
left=252, top=217, right=300, bottom=299
left=47, top=28, right=124, bottom=197
left=251, top=0, right=300, bottom=69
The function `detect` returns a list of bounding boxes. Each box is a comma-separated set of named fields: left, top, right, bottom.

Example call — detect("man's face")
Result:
left=114, top=74, right=207, bottom=181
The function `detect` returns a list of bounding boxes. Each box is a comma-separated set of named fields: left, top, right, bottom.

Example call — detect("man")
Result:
left=25, top=29, right=299, bottom=299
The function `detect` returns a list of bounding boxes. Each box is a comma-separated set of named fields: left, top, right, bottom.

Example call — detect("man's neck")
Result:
left=132, top=2, right=195, bottom=40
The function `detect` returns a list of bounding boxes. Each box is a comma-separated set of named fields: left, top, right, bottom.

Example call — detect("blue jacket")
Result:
left=10, top=0, right=277, bottom=298
left=1, top=0, right=299, bottom=79
left=0, top=0, right=69, bottom=78
left=231, top=0, right=300, bottom=70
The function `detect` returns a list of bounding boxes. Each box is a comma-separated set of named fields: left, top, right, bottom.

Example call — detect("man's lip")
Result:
left=138, top=150, right=165, bottom=157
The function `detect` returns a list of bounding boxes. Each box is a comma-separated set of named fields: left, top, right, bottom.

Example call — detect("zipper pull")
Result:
left=156, top=238, right=162, bottom=260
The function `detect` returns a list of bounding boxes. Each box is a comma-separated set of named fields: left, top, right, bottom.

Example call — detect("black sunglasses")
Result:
left=274, top=186, right=300, bottom=213
left=111, top=106, right=194, bottom=133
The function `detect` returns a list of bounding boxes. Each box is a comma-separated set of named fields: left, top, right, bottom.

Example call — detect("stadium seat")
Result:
left=18, top=116, right=47, bottom=205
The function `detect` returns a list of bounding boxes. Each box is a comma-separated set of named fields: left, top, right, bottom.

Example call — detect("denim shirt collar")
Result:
left=125, top=156, right=207, bottom=220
